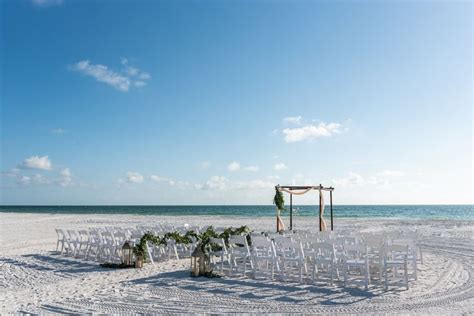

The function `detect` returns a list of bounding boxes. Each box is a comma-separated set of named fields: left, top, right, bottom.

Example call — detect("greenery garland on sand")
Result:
left=133, top=225, right=251, bottom=261
left=273, top=187, right=285, bottom=211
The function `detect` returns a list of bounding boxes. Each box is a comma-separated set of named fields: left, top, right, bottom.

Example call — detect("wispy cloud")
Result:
left=283, top=116, right=302, bottom=125
left=59, top=168, right=73, bottom=187
left=202, top=176, right=228, bottom=190
left=274, top=163, right=287, bottom=171
left=150, top=174, right=169, bottom=182
left=70, top=59, right=150, bottom=92
left=227, top=161, right=240, bottom=172
left=283, top=122, right=341, bottom=143
left=126, top=171, right=144, bottom=183
left=19, top=155, right=52, bottom=170
left=18, top=174, right=51, bottom=186
left=31, top=0, right=63, bottom=7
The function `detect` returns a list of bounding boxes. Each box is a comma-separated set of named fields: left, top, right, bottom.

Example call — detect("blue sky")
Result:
left=0, top=0, right=472, bottom=205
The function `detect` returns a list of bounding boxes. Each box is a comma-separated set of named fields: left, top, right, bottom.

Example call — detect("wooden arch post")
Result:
left=319, top=184, right=322, bottom=232
left=289, top=193, right=293, bottom=231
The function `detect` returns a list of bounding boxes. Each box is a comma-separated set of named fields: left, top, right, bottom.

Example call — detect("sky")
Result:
left=0, top=0, right=472, bottom=205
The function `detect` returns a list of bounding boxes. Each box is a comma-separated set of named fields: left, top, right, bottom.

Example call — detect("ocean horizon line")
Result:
left=1, top=203, right=472, bottom=207
left=1, top=204, right=472, bottom=220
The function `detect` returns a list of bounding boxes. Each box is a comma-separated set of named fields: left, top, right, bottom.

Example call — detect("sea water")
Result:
left=0, top=205, right=472, bottom=220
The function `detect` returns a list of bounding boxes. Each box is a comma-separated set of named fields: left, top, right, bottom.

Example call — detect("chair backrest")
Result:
left=209, top=237, right=227, bottom=252
left=251, top=238, right=276, bottom=257
left=67, top=230, right=79, bottom=240
left=316, top=242, right=336, bottom=259
left=56, top=229, right=66, bottom=239
left=229, top=235, right=248, bottom=247
left=100, top=231, right=114, bottom=245
left=78, top=230, right=89, bottom=241
left=113, top=231, right=127, bottom=244
left=275, top=239, right=304, bottom=258
left=343, top=244, right=368, bottom=260
left=88, top=229, right=102, bottom=243
left=228, top=236, right=250, bottom=254
left=385, top=244, right=409, bottom=260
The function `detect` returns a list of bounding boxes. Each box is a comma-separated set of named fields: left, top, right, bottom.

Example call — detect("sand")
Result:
left=0, top=213, right=473, bottom=315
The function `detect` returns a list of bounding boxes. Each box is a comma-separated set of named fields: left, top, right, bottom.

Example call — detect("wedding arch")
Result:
left=274, top=184, right=335, bottom=232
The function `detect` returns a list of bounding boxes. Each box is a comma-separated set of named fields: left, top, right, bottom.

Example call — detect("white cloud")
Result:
left=228, top=161, right=240, bottom=172
left=20, top=155, right=52, bottom=170
left=203, top=176, right=228, bottom=190
left=59, top=168, right=73, bottom=187
left=126, top=171, right=144, bottom=183
left=18, top=174, right=51, bottom=186
left=71, top=60, right=130, bottom=91
left=126, top=66, right=139, bottom=76
left=19, top=176, right=31, bottom=185
left=150, top=175, right=167, bottom=182
left=120, top=57, right=151, bottom=83
left=274, top=163, right=287, bottom=171
left=51, top=128, right=67, bottom=134
left=282, top=122, right=342, bottom=143
left=70, top=59, right=150, bottom=92
left=244, top=165, right=259, bottom=172
left=283, top=116, right=302, bottom=125
left=60, top=168, right=71, bottom=177
left=31, top=0, right=63, bottom=7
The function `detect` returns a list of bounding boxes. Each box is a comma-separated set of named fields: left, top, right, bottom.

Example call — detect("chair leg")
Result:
left=418, top=245, right=423, bottom=264
left=405, top=261, right=409, bottom=290
left=343, top=264, right=347, bottom=287
left=330, top=265, right=334, bottom=286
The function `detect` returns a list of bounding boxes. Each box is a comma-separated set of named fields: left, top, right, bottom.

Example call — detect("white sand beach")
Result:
left=1, top=213, right=473, bottom=315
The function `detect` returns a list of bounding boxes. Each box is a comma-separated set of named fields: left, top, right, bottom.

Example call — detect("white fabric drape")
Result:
left=320, top=189, right=327, bottom=231
left=277, top=187, right=313, bottom=195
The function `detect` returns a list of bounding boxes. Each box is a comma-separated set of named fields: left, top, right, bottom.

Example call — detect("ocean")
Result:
left=0, top=205, right=472, bottom=220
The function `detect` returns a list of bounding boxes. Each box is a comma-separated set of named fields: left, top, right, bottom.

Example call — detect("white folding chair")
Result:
left=250, top=237, right=279, bottom=280
left=100, top=231, right=115, bottom=262
left=274, top=238, right=306, bottom=283
left=343, top=244, right=370, bottom=290
left=390, top=238, right=418, bottom=280
left=208, top=237, right=229, bottom=272
left=55, top=229, right=67, bottom=254
left=383, top=244, right=409, bottom=290
left=77, top=230, right=90, bottom=257
left=87, top=229, right=103, bottom=261
left=311, top=242, right=338, bottom=286
left=228, top=235, right=253, bottom=276
left=66, top=230, right=80, bottom=257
